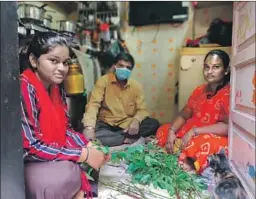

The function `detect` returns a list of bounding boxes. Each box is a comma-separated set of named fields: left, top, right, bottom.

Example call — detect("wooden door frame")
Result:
left=0, top=2, right=26, bottom=199
left=228, top=2, right=255, bottom=198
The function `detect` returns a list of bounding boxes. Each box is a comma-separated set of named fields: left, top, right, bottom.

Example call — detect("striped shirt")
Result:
left=21, top=76, right=88, bottom=163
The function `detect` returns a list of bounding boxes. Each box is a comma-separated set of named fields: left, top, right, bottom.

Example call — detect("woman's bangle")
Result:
left=169, top=126, right=177, bottom=134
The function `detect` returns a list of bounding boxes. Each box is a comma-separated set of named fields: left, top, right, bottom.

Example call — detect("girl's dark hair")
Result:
left=27, top=31, right=69, bottom=58
left=20, top=31, right=69, bottom=73
left=114, top=52, right=135, bottom=68
left=204, top=49, right=230, bottom=98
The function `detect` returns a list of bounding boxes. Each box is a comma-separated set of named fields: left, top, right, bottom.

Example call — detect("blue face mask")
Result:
left=115, top=67, right=132, bottom=80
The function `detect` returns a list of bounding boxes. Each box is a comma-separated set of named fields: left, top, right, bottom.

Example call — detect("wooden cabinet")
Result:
left=229, top=2, right=255, bottom=198
left=178, top=47, right=231, bottom=110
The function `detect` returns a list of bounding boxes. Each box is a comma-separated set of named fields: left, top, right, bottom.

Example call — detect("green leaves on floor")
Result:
left=111, top=143, right=207, bottom=197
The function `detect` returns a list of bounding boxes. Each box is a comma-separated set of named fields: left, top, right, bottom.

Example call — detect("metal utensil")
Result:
left=43, top=14, right=52, bottom=28
left=40, top=4, right=48, bottom=9
left=17, top=4, right=46, bottom=22
left=59, top=20, right=76, bottom=33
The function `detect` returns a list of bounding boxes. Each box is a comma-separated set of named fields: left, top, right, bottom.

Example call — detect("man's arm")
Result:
left=83, top=78, right=106, bottom=128
left=133, top=84, right=150, bottom=123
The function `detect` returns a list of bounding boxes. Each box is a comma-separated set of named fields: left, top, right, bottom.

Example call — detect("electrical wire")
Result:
left=135, top=24, right=160, bottom=50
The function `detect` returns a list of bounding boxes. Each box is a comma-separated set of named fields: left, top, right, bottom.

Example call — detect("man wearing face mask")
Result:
left=82, top=52, right=160, bottom=146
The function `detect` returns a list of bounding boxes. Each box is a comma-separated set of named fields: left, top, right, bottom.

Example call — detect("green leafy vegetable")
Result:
left=110, top=142, right=208, bottom=198
left=82, top=139, right=109, bottom=181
